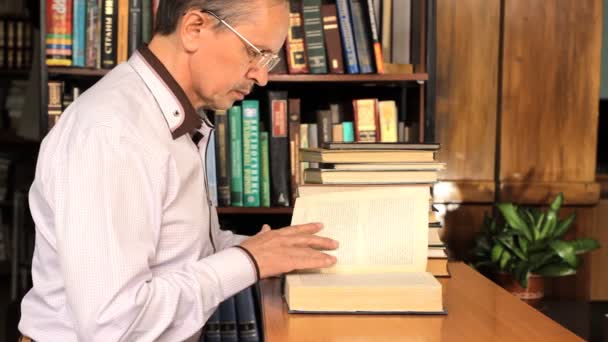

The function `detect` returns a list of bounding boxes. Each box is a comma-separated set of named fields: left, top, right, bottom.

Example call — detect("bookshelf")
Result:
left=38, top=0, right=436, bottom=228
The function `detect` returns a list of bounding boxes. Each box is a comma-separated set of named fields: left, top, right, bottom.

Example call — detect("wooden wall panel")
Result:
left=500, top=0, right=603, bottom=184
left=435, top=0, right=500, bottom=183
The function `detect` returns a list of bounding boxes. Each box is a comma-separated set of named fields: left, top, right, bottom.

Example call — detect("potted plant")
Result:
left=468, top=192, right=600, bottom=305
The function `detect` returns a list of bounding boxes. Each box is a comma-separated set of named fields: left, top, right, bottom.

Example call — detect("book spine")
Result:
left=381, top=0, right=392, bottom=62
left=0, top=20, right=5, bottom=68
left=260, top=131, right=271, bottom=207
left=215, top=110, right=231, bottom=207
left=335, top=0, right=359, bottom=73
left=85, top=0, right=100, bottom=67
left=205, top=130, right=218, bottom=207
left=117, top=0, right=129, bottom=63
left=229, top=106, right=244, bottom=206
left=288, top=98, right=301, bottom=203
left=72, top=0, right=86, bottom=67
left=302, top=0, right=327, bottom=74
left=141, top=0, right=152, bottom=43
left=299, top=123, right=309, bottom=183
left=268, top=91, right=291, bottom=207
left=219, top=297, right=238, bottom=342
left=348, top=0, right=375, bottom=74
left=316, top=109, right=333, bottom=146
left=6, top=20, right=13, bottom=68
left=365, top=0, right=384, bottom=73
left=242, top=100, right=261, bottom=207
left=286, top=0, right=309, bottom=74
left=378, top=100, right=398, bottom=142
left=128, top=0, right=142, bottom=56
left=235, top=287, right=260, bottom=342
left=46, top=0, right=73, bottom=66
left=101, top=0, right=117, bottom=69
left=353, top=99, right=379, bottom=142
left=47, top=81, right=64, bottom=130
left=15, top=20, right=23, bottom=68
left=391, top=0, right=411, bottom=64
left=203, top=308, right=221, bottom=342
left=320, top=4, right=344, bottom=74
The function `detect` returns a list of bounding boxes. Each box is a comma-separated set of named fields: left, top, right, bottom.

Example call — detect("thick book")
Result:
left=378, top=100, right=398, bottom=142
left=260, top=131, right=271, bottom=207
left=365, top=0, right=384, bottom=73
left=285, top=187, right=445, bottom=313
left=353, top=99, right=379, bottom=142
left=300, top=148, right=436, bottom=163
left=215, top=109, right=231, bottom=206
left=322, top=142, right=440, bottom=150
left=46, top=0, right=73, bottom=66
left=303, top=168, right=438, bottom=184
left=235, top=287, right=261, bottom=342
left=302, top=0, right=328, bottom=74
left=335, top=0, right=359, bottom=73
left=101, top=0, right=118, bottom=69
left=128, top=0, right=142, bottom=56
left=315, top=109, right=332, bottom=146
left=320, top=4, right=344, bottom=74
left=72, top=0, right=86, bottom=67
left=141, top=0, right=152, bottom=43
left=117, top=0, right=129, bottom=63
left=288, top=98, right=302, bottom=203
left=242, top=100, right=261, bottom=207
left=205, top=130, right=218, bottom=207
left=85, top=0, right=101, bottom=68
left=203, top=308, right=221, bottom=342
left=348, top=0, right=375, bottom=73
left=286, top=0, right=309, bottom=74
left=268, top=91, right=291, bottom=207
left=229, top=106, right=244, bottom=206
left=219, top=297, right=238, bottom=342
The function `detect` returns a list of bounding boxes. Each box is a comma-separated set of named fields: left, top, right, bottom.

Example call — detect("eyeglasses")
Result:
left=202, top=10, right=281, bottom=72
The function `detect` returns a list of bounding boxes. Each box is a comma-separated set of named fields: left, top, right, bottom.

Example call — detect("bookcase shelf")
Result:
left=216, top=207, right=293, bottom=215
left=47, top=67, right=428, bottom=83
left=0, top=70, right=30, bottom=79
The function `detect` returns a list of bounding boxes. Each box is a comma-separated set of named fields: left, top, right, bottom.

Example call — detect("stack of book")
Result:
left=298, top=141, right=449, bottom=277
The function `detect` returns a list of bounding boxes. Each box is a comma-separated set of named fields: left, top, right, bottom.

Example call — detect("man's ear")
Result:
left=179, top=10, right=211, bottom=53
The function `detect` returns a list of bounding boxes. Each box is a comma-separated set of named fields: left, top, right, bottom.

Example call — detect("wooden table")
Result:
left=260, top=262, right=583, bottom=341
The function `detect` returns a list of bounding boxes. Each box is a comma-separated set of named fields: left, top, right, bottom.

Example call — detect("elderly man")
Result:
left=19, top=1, right=338, bottom=341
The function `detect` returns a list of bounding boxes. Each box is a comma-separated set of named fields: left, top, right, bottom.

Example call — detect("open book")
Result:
left=284, top=187, right=445, bottom=314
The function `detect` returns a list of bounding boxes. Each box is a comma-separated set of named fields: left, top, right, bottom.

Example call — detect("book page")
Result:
left=291, top=187, right=429, bottom=273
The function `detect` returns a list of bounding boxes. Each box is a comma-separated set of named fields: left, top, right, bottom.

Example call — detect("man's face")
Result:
left=188, top=1, right=289, bottom=110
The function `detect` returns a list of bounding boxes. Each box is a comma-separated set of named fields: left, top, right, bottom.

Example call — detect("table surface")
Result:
left=260, top=262, right=583, bottom=342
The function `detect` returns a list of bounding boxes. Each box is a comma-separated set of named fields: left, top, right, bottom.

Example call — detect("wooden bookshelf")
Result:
left=597, top=173, right=608, bottom=198
left=47, top=67, right=428, bottom=83
left=216, top=207, right=293, bottom=215
left=0, top=69, right=30, bottom=79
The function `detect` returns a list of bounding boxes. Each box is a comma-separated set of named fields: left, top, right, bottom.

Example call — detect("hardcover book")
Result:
left=284, top=187, right=445, bottom=313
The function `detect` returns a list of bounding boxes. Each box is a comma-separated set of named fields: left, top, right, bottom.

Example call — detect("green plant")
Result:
left=469, top=193, right=600, bottom=288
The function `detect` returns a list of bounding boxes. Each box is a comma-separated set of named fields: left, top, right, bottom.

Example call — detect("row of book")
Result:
left=0, top=17, right=34, bottom=70
left=202, top=285, right=261, bottom=342
left=278, top=0, right=421, bottom=75
left=1, top=79, right=27, bottom=131
left=46, top=0, right=159, bottom=68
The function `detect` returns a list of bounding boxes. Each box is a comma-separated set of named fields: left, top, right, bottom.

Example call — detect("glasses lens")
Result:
left=257, top=54, right=280, bottom=71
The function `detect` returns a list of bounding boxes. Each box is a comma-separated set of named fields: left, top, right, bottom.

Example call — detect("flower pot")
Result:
left=496, top=272, right=544, bottom=307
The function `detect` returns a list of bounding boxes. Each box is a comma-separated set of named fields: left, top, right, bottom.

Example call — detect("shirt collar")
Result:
left=129, top=45, right=204, bottom=139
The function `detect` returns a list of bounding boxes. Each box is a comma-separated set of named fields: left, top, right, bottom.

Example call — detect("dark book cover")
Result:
left=302, top=0, right=327, bottom=74
left=286, top=0, right=309, bottom=73
left=268, top=91, right=291, bottom=207
left=128, top=0, right=142, bottom=56
left=349, top=0, right=375, bottom=73
left=321, top=142, right=440, bottom=150
left=85, top=0, right=101, bottom=68
left=203, top=308, right=221, bottom=342
left=316, top=109, right=333, bottom=146
left=288, top=98, right=301, bottom=203
left=235, top=287, right=261, bottom=342
left=101, top=0, right=118, bottom=69
left=270, top=46, right=288, bottom=74
left=219, top=297, right=238, bottom=342
left=141, top=0, right=152, bottom=43
left=320, top=4, right=345, bottom=74
left=215, top=110, right=231, bottom=207
left=335, top=0, right=359, bottom=73
left=365, top=0, right=384, bottom=73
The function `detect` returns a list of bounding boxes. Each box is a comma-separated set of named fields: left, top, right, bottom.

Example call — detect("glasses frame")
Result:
left=202, top=10, right=281, bottom=71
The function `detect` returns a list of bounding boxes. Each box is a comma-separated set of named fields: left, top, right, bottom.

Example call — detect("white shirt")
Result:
left=19, top=46, right=257, bottom=342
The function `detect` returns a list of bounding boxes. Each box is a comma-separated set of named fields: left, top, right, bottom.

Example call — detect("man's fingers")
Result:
left=287, top=234, right=339, bottom=250
left=280, top=222, right=324, bottom=235
left=288, top=248, right=337, bottom=270
left=260, top=224, right=272, bottom=233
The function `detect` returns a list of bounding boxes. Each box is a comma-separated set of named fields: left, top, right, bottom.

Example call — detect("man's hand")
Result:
left=239, top=223, right=339, bottom=279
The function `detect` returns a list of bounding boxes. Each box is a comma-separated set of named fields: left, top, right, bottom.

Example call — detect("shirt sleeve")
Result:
left=52, top=125, right=256, bottom=342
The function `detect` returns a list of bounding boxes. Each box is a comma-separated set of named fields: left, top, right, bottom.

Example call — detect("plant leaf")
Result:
left=497, top=203, right=533, bottom=241
left=569, top=238, right=600, bottom=254
left=498, top=236, right=527, bottom=260
left=549, top=192, right=564, bottom=212
left=523, top=208, right=538, bottom=241
left=491, top=244, right=504, bottom=264
left=517, top=235, right=529, bottom=255
left=499, top=250, right=511, bottom=270
left=552, top=212, right=576, bottom=239
left=529, top=251, right=556, bottom=271
left=513, top=263, right=530, bottom=288
left=539, top=210, right=557, bottom=240
left=549, top=240, right=578, bottom=267
left=534, top=263, right=577, bottom=277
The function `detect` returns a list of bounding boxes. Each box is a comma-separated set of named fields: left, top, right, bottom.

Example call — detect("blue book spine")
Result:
left=205, top=130, right=218, bottom=207
left=335, top=0, right=360, bottom=74
left=72, top=0, right=87, bottom=67
left=203, top=308, right=221, bottom=342
left=235, top=287, right=261, bottom=342
left=229, top=106, right=244, bottom=206
left=219, top=297, right=238, bottom=342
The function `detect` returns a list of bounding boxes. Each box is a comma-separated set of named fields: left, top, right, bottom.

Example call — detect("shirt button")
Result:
left=173, top=110, right=180, bottom=117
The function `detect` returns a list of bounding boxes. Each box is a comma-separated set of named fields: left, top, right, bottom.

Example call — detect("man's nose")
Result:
left=247, top=66, right=269, bottom=87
